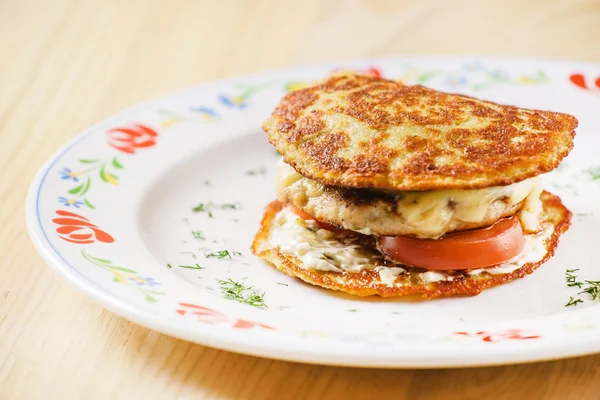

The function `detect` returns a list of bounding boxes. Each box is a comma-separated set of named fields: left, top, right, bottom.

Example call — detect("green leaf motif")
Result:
left=145, top=295, right=157, bottom=303
left=144, top=290, right=165, bottom=295
left=84, top=198, right=95, bottom=209
left=100, top=165, right=119, bottom=183
left=112, top=157, right=124, bottom=169
left=79, top=159, right=99, bottom=164
left=99, top=165, right=108, bottom=182
left=68, top=183, right=84, bottom=194
left=106, top=266, right=138, bottom=273
left=89, top=255, right=113, bottom=264
left=471, top=82, right=489, bottom=90
left=415, top=71, right=436, bottom=84
left=81, top=249, right=164, bottom=303
left=80, top=177, right=92, bottom=196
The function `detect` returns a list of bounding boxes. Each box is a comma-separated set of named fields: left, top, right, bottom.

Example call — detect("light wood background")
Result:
left=2, top=0, right=600, bottom=398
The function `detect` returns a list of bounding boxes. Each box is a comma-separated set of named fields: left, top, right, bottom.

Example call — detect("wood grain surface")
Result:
left=2, top=0, right=600, bottom=398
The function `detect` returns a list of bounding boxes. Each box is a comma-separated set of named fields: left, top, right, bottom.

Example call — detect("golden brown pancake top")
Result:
left=263, top=72, right=578, bottom=190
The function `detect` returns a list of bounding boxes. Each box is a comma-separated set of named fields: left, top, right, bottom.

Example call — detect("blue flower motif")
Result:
left=59, top=167, right=79, bottom=182
left=127, top=276, right=161, bottom=287
left=190, top=106, right=219, bottom=120
left=218, top=94, right=247, bottom=110
left=491, top=69, right=509, bottom=80
left=58, top=196, right=84, bottom=208
left=464, top=62, right=484, bottom=71
left=444, top=75, right=468, bottom=87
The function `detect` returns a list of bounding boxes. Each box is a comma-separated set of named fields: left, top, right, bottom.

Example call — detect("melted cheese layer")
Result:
left=395, top=177, right=542, bottom=234
left=276, top=159, right=543, bottom=238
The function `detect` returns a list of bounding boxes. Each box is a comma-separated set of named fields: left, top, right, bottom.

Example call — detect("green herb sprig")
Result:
left=564, top=269, right=600, bottom=306
left=566, top=269, right=583, bottom=288
left=178, top=263, right=205, bottom=270
left=565, top=296, right=583, bottom=307
left=192, top=202, right=241, bottom=217
left=191, top=230, right=205, bottom=240
left=579, top=280, right=600, bottom=300
left=245, top=167, right=267, bottom=176
left=217, top=278, right=266, bottom=308
left=204, top=250, right=241, bottom=259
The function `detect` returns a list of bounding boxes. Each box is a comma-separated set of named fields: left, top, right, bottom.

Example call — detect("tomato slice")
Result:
left=290, top=205, right=341, bottom=231
left=378, top=216, right=525, bottom=270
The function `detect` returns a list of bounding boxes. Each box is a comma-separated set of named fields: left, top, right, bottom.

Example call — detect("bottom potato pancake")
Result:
left=251, top=191, right=571, bottom=298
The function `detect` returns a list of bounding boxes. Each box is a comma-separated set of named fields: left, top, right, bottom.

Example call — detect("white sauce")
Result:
left=420, top=271, right=451, bottom=283
left=375, top=266, right=406, bottom=285
left=268, top=207, right=554, bottom=285
left=269, top=208, right=372, bottom=273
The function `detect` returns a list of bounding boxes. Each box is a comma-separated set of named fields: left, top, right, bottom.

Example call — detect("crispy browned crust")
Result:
left=251, top=191, right=571, bottom=298
left=263, top=72, right=578, bottom=191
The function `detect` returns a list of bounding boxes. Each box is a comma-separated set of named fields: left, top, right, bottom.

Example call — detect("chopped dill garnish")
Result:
left=221, top=203, right=241, bottom=210
left=192, top=202, right=241, bottom=216
left=192, top=203, right=209, bottom=212
left=204, top=249, right=241, bottom=259
left=347, top=309, right=359, bottom=312
left=245, top=166, right=267, bottom=176
left=166, top=263, right=172, bottom=269
left=180, top=251, right=197, bottom=259
left=586, top=166, right=600, bottom=180
left=217, top=278, right=266, bottom=308
left=566, top=269, right=583, bottom=288
left=178, top=263, right=204, bottom=270
left=580, top=280, right=600, bottom=300
left=191, top=230, right=205, bottom=240
left=276, top=282, right=288, bottom=286
left=565, top=296, right=583, bottom=307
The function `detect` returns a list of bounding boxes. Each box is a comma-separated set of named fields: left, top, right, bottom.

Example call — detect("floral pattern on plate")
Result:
left=27, top=58, right=600, bottom=367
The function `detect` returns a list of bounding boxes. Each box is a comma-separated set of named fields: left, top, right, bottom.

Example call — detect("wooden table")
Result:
left=2, top=0, right=600, bottom=398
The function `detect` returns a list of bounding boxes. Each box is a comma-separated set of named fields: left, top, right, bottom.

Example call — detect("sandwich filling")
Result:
left=276, top=159, right=543, bottom=239
left=268, top=202, right=552, bottom=282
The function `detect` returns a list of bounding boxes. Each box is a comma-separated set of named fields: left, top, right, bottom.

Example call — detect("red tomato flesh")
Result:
left=290, top=205, right=341, bottom=231
left=378, top=216, right=525, bottom=270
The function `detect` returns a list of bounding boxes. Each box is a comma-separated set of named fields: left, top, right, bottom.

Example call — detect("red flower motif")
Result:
left=455, top=329, right=540, bottom=342
left=232, top=319, right=274, bottom=330
left=52, top=210, right=115, bottom=244
left=107, top=123, right=158, bottom=154
left=331, top=66, right=382, bottom=78
left=176, top=303, right=229, bottom=324
left=176, top=303, right=274, bottom=330
left=569, top=73, right=600, bottom=91
left=365, top=66, right=382, bottom=78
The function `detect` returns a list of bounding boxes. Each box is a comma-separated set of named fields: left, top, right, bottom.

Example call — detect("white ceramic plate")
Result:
left=27, top=57, right=600, bottom=368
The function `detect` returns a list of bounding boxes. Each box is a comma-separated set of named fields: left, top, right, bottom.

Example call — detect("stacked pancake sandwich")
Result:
left=251, top=72, right=576, bottom=298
